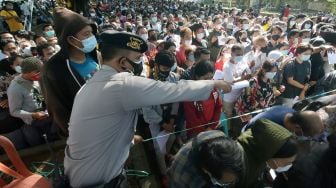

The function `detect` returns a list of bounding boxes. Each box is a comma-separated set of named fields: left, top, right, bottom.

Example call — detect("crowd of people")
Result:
left=0, top=0, right=336, bottom=187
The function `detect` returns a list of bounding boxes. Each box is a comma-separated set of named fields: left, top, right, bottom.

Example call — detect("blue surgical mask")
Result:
left=171, top=63, right=177, bottom=72
left=234, top=56, right=243, bottom=63
left=301, top=54, right=311, bottom=61
left=45, top=30, right=55, bottom=37
left=75, top=35, right=97, bottom=53
left=280, top=50, right=289, bottom=55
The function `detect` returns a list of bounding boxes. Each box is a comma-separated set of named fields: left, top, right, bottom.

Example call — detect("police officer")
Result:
left=64, top=31, right=232, bottom=187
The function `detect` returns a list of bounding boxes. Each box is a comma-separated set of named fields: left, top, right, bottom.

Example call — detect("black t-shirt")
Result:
left=310, top=53, right=325, bottom=81
left=282, top=59, right=311, bottom=98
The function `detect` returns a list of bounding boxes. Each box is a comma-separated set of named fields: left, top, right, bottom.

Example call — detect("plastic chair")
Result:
left=0, top=135, right=52, bottom=188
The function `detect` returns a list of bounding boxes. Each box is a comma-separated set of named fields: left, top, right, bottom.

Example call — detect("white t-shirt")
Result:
left=222, top=60, right=250, bottom=103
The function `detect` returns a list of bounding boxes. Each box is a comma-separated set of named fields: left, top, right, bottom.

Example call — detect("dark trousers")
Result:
left=103, top=171, right=128, bottom=188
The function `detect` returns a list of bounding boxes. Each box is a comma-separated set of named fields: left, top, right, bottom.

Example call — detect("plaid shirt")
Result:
left=167, top=131, right=226, bottom=188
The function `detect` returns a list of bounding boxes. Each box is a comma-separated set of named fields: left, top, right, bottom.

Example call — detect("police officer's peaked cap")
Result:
left=100, top=30, right=148, bottom=53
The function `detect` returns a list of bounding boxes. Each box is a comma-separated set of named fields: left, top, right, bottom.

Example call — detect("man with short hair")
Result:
left=168, top=131, right=244, bottom=188
left=242, top=106, right=324, bottom=139
left=36, top=43, right=56, bottom=63
left=64, top=31, right=232, bottom=187
left=282, top=44, right=313, bottom=107
left=7, top=57, right=54, bottom=145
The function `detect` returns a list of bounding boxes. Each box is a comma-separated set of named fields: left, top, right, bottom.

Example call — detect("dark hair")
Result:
left=257, top=61, right=275, bottom=81
left=136, top=25, right=145, bottom=34
left=193, top=60, right=214, bottom=80
left=272, top=138, right=298, bottom=158
left=196, top=137, right=244, bottom=180
left=0, top=40, right=15, bottom=51
left=194, top=47, right=210, bottom=60
left=231, top=44, right=244, bottom=54
left=33, top=35, right=45, bottom=42
left=42, top=24, right=53, bottom=31
left=299, top=29, right=311, bottom=37
left=8, top=54, right=22, bottom=66
left=154, top=50, right=175, bottom=67
left=36, top=43, right=52, bottom=57
left=163, top=41, right=176, bottom=50
left=289, top=111, right=317, bottom=134
left=295, top=44, right=313, bottom=56
left=288, top=29, right=300, bottom=39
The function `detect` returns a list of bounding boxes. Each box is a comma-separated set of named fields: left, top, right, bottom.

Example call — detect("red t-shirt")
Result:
left=176, top=46, right=186, bottom=67
left=183, top=89, right=222, bottom=138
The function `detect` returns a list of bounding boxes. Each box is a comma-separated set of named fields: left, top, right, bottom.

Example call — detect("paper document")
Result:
left=232, top=80, right=250, bottom=90
left=213, top=70, right=224, bottom=80
left=218, top=35, right=226, bottom=46
left=328, top=52, right=336, bottom=64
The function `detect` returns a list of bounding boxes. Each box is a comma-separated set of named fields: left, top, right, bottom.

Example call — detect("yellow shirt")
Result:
left=0, top=10, right=24, bottom=32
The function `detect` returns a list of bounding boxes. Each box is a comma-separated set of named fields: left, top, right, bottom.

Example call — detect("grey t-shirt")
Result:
left=282, top=59, right=311, bottom=99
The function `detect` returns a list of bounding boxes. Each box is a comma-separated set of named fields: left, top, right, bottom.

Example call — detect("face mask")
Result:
left=290, top=21, right=296, bottom=27
left=31, top=74, right=40, bottom=81
left=282, top=27, right=287, bottom=32
left=302, top=38, right=311, bottom=44
left=197, top=33, right=204, bottom=40
left=45, top=30, right=55, bottom=37
left=265, top=72, right=276, bottom=79
left=74, top=35, right=97, bottom=53
left=205, top=171, right=234, bottom=188
left=241, top=37, right=247, bottom=42
left=151, top=17, right=157, bottom=23
left=158, top=70, right=170, bottom=80
left=90, top=13, right=96, bottom=17
left=304, top=24, right=311, bottom=29
left=6, top=5, right=13, bottom=10
left=169, top=29, right=176, bottom=34
left=185, top=39, right=192, bottom=46
left=281, top=50, right=289, bottom=55
left=301, top=54, right=311, bottom=61
left=14, top=66, right=21, bottom=73
left=272, top=35, right=280, bottom=41
left=140, top=34, right=148, bottom=41
left=126, top=58, right=143, bottom=76
left=126, top=27, right=133, bottom=32
left=296, top=136, right=312, bottom=141
left=227, top=23, right=234, bottom=29
left=294, top=38, right=299, bottom=45
left=260, top=47, right=268, bottom=53
left=171, top=63, right=177, bottom=72
left=275, top=163, right=293, bottom=173
left=188, top=54, right=195, bottom=62
left=200, top=15, right=205, bottom=19
left=243, top=24, right=249, bottom=30
left=234, top=56, right=243, bottom=63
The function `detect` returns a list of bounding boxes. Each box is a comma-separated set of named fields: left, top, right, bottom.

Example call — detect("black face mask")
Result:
left=169, top=29, right=176, bottom=34
left=272, top=34, right=280, bottom=41
left=158, top=69, right=170, bottom=80
left=126, top=27, right=133, bottom=32
left=125, top=58, right=143, bottom=76
left=260, top=47, right=268, bottom=53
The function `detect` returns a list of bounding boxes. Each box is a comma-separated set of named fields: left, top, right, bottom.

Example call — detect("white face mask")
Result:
left=185, top=39, right=192, bottom=46
left=196, top=33, right=204, bottom=40
left=275, top=164, right=293, bottom=173
left=290, top=21, right=296, bottom=27
left=304, top=24, right=311, bottom=29
left=301, top=54, right=311, bottom=61
left=302, top=38, right=311, bottom=44
left=243, top=24, right=249, bottom=30
left=265, top=72, right=276, bottom=79
left=90, top=13, right=96, bottom=17
left=294, top=38, right=299, bottom=45
left=14, top=66, right=21, bottom=73
left=140, top=34, right=148, bottom=41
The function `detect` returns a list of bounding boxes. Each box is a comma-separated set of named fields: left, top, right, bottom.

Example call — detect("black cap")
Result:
left=100, top=30, right=148, bottom=53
